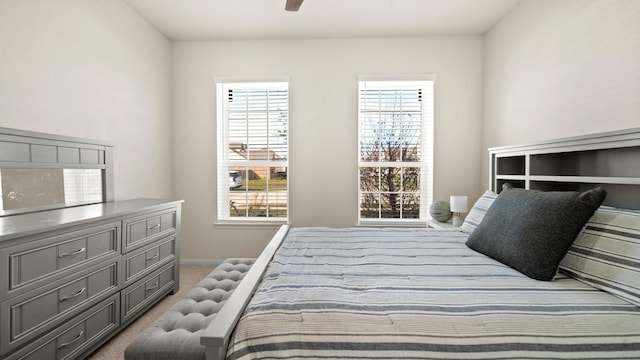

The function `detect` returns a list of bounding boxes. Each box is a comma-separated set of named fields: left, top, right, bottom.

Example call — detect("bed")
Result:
left=201, top=127, right=640, bottom=360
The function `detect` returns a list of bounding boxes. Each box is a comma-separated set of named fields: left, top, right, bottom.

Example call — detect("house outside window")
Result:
left=358, top=77, right=434, bottom=224
left=216, top=80, right=289, bottom=222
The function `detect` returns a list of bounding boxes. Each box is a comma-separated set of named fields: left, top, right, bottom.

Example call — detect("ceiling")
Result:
left=123, top=0, right=523, bottom=41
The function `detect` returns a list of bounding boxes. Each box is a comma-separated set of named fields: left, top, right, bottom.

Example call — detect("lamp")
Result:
left=449, top=195, right=468, bottom=226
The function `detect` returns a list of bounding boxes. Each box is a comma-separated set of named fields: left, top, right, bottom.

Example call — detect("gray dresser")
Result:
left=0, top=199, right=182, bottom=360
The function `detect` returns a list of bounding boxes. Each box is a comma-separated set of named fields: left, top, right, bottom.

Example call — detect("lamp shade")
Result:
left=450, top=195, right=468, bottom=213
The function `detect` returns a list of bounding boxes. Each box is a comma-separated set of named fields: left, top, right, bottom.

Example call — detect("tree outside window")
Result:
left=358, top=79, right=434, bottom=223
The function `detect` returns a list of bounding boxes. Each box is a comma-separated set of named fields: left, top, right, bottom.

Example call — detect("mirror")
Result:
left=0, top=168, right=103, bottom=215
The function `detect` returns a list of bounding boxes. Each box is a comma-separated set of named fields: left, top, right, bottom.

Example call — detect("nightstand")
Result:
left=427, top=220, right=460, bottom=229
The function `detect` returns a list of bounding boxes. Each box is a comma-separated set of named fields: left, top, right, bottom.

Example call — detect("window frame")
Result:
left=357, top=75, right=435, bottom=226
left=215, top=78, right=290, bottom=225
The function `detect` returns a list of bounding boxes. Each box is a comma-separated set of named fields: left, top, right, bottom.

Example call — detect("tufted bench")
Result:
left=124, top=258, right=255, bottom=360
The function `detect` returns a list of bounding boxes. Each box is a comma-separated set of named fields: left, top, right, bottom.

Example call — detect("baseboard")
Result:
left=180, top=258, right=225, bottom=266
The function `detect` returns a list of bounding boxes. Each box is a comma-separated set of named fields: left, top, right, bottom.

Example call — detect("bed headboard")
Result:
left=489, top=127, right=640, bottom=210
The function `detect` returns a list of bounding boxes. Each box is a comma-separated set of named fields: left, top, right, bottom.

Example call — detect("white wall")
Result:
left=483, top=0, right=640, bottom=187
left=173, top=37, right=484, bottom=261
left=5, top=0, right=636, bottom=263
left=0, top=0, right=173, bottom=200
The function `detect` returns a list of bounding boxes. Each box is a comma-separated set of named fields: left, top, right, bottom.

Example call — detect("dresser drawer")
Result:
left=121, top=263, right=175, bottom=324
left=1, top=221, right=120, bottom=297
left=6, top=294, right=119, bottom=360
left=122, top=209, right=177, bottom=253
left=122, top=236, right=176, bottom=287
left=1, top=260, right=119, bottom=355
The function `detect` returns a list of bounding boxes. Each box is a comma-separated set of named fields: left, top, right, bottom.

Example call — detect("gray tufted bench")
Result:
left=124, top=258, right=255, bottom=360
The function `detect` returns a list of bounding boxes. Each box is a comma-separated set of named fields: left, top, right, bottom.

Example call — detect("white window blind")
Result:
left=216, top=81, right=289, bottom=222
left=358, top=79, right=434, bottom=223
left=63, top=168, right=102, bottom=205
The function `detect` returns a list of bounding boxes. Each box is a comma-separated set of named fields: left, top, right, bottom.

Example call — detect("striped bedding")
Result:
left=226, top=227, right=640, bottom=360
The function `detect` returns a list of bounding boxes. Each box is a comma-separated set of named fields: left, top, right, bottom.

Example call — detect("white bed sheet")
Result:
left=227, top=227, right=640, bottom=360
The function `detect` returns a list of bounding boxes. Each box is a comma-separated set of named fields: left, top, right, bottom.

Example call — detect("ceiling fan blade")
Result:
left=285, top=0, right=304, bottom=11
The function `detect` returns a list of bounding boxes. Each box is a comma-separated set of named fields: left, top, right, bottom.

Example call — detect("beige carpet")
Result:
left=89, top=264, right=214, bottom=360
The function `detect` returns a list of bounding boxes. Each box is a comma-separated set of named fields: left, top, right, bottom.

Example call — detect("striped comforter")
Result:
left=227, top=227, right=640, bottom=359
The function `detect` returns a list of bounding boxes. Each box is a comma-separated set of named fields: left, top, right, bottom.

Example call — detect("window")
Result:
left=358, top=78, right=434, bottom=224
left=216, top=81, right=289, bottom=222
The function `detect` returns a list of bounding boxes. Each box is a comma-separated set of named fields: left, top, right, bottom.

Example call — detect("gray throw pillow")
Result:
left=465, top=184, right=607, bottom=281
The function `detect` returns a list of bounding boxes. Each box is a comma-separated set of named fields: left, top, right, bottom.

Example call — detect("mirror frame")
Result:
left=0, top=127, right=114, bottom=216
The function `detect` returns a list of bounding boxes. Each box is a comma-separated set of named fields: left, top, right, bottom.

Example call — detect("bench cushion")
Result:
left=124, top=258, right=254, bottom=360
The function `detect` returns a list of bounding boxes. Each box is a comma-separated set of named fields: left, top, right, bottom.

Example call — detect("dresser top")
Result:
left=0, top=198, right=183, bottom=243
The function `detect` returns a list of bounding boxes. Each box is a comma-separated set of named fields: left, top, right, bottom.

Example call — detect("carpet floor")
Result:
left=88, top=265, right=214, bottom=360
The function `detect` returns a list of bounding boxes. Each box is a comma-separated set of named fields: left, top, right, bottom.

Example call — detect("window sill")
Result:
left=214, top=220, right=288, bottom=229
left=357, top=220, right=427, bottom=228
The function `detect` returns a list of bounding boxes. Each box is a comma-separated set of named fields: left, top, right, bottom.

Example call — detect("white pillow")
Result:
left=460, top=190, right=498, bottom=234
left=560, top=206, right=640, bottom=306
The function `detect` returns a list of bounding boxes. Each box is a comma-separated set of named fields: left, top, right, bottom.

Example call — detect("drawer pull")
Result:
left=60, top=287, right=86, bottom=302
left=148, top=224, right=161, bottom=230
left=146, top=282, right=159, bottom=291
left=146, top=253, right=160, bottom=261
left=59, top=247, right=86, bottom=258
left=58, top=330, right=84, bottom=349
